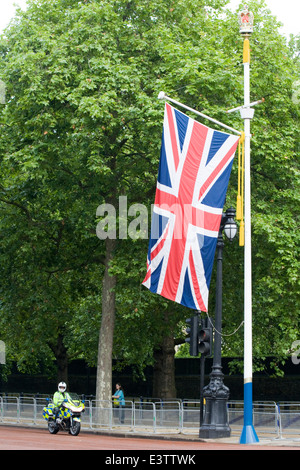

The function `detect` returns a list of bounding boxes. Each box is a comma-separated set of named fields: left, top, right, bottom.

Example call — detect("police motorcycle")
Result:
left=43, top=393, right=85, bottom=436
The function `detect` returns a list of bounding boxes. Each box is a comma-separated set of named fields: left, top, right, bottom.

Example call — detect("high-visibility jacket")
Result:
left=53, top=391, right=70, bottom=407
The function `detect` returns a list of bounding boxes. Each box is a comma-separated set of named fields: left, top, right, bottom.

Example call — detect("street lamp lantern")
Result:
left=224, top=207, right=238, bottom=241
left=238, top=5, right=254, bottom=35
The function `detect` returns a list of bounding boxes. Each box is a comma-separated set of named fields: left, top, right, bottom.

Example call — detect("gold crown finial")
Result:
left=238, top=6, right=254, bottom=35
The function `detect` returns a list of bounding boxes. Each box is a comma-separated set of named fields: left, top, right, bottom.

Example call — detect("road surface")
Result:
left=0, top=425, right=298, bottom=451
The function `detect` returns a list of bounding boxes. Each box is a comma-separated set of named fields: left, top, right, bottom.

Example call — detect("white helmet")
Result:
left=58, top=381, right=67, bottom=393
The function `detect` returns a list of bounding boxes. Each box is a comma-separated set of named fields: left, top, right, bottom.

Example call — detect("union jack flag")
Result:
left=142, top=103, right=240, bottom=311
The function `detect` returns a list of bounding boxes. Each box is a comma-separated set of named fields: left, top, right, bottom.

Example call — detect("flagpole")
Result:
left=238, top=6, right=259, bottom=445
left=158, top=92, right=242, bottom=136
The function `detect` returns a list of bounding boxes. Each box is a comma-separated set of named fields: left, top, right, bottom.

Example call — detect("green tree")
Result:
left=0, top=0, right=298, bottom=404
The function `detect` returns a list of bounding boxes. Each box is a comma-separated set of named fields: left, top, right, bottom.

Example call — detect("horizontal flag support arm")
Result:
left=158, top=91, right=242, bottom=136
left=226, top=98, right=265, bottom=114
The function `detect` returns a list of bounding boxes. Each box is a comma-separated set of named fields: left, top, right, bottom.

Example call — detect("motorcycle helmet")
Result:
left=58, top=381, right=67, bottom=393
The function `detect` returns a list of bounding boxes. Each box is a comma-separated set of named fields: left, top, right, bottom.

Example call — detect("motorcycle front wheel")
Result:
left=69, top=421, right=81, bottom=436
left=48, top=420, right=59, bottom=434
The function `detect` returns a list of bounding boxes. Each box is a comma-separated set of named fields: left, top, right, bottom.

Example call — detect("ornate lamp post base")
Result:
left=199, top=367, right=231, bottom=438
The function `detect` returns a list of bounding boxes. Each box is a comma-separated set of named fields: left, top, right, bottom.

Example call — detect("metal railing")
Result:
left=276, top=403, right=300, bottom=438
left=228, top=401, right=280, bottom=437
left=1, top=394, right=299, bottom=438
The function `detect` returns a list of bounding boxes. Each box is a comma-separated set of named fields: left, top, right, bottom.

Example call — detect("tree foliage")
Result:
left=0, top=0, right=298, bottom=392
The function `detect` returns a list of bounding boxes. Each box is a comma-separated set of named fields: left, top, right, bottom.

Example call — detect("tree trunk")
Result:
left=152, top=333, right=177, bottom=399
left=96, top=238, right=116, bottom=405
left=55, top=334, right=68, bottom=385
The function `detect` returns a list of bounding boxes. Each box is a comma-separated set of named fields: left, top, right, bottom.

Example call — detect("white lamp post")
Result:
left=238, top=5, right=259, bottom=445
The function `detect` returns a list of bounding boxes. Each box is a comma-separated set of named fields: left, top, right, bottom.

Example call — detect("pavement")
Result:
left=87, top=426, right=300, bottom=448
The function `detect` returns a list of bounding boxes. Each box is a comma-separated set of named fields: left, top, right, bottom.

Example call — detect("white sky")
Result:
left=0, top=0, right=299, bottom=37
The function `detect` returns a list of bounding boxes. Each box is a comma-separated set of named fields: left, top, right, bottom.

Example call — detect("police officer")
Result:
left=53, top=381, right=69, bottom=422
